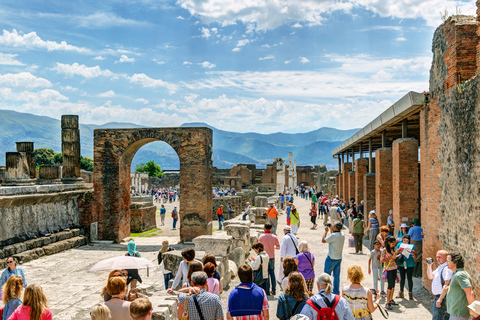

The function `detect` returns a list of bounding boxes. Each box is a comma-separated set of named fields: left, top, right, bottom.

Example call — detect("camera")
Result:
left=426, top=258, right=433, bottom=264
left=325, top=223, right=331, bottom=227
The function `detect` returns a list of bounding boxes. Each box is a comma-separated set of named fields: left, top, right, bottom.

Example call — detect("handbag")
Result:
left=127, top=288, right=146, bottom=301
left=382, top=260, right=392, bottom=281
left=180, top=293, right=191, bottom=320
left=253, top=255, right=266, bottom=286
left=348, top=235, right=355, bottom=248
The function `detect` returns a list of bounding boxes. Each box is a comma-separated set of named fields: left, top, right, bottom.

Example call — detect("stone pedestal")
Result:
left=192, top=234, right=233, bottom=256
left=375, top=148, right=393, bottom=226
left=364, top=173, right=376, bottom=215
left=61, top=115, right=82, bottom=183
left=3, top=152, right=36, bottom=185
left=249, top=207, right=267, bottom=224
left=255, top=196, right=268, bottom=208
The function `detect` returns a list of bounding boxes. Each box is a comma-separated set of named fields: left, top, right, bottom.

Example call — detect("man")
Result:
left=178, top=271, right=224, bottom=320
left=249, top=242, right=270, bottom=292
left=322, top=221, right=345, bottom=295
left=328, top=202, right=342, bottom=225
left=227, top=202, right=235, bottom=219
left=130, top=298, right=153, bottom=320
left=409, top=218, right=424, bottom=277
left=278, top=226, right=299, bottom=283
left=387, top=209, right=395, bottom=236
left=160, top=204, right=166, bottom=226
left=300, top=273, right=354, bottom=320
left=446, top=252, right=474, bottom=320
left=427, top=250, right=453, bottom=320
left=358, top=200, right=364, bottom=216
left=280, top=193, right=285, bottom=209
left=216, top=205, right=224, bottom=230
left=243, top=202, right=251, bottom=221
left=227, top=264, right=269, bottom=320
left=266, top=204, right=279, bottom=235
left=258, top=222, right=280, bottom=295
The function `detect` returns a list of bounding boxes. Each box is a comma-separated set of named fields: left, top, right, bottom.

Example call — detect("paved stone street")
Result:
left=1, top=196, right=433, bottom=319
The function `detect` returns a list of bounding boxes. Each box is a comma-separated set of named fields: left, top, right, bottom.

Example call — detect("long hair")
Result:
left=283, top=257, right=297, bottom=278
left=385, top=236, right=396, bottom=254
left=2, top=275, right=23, bottom=304
left=285, top=272, right=308, bottom=301
left=23, top=284, right=48, bottom=320
left=101, top=269, right=123, bottom=296
left=187, top=261, right=203, bottom=284
left=316, top=273, right=333, bottom=295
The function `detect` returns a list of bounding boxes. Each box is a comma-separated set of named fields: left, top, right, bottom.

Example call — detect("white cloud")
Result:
left=200, top=61, right=216, bottom=69
left=232, top=47, right=241, bottom=52
left=236, top=39, right=250, bottom=47
left=135, top=98, right=149, bottom=104
left=259, top=55, right=275, bottom=61
left=129, top=73, right=178, bottom=94
left=292, top=23, right=303, bottom=28
left=261, top=44, right=271, bottom=48
left=284, top=60, right=292, bottom=64
left=396, top=37, right=407, bottom=41
left=0, top=29, right=92, bottom=53
left=53, top=62, right=115, bottom=79
left=200, top=27, right=212, bottom=39
left=98, top=90, right=116, bottom=97
left=299, top=57, right=310, bottom=64
left=177, top=16, right=185, bottom=19
left=0, top=53, right=25, bottom=65
left=183, top=61, right=193, bottom=65
left=153, top=59, right=166, bottom=65
left=34, top=12, right=151, bottom=29
left=116, top=55, right=135, bottom=63
left=94, top=56, right=106, bottom=60
left=0, top=72, right=52, bottom=88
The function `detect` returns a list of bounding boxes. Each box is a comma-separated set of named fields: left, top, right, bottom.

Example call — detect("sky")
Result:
left=0, top=0, right=476, bottom=134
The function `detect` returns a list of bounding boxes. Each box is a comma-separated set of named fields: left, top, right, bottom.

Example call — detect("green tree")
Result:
left=34, top=148, right=56, bottom=166
left=80, top=156, right=94, bottom=172
left=54, top=153, right=63, bottom=165
left=135, top=160, right=165, bottom=178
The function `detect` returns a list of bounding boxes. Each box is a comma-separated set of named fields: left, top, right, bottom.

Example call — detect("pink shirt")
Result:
left=206, top=277, right=220, bottom=295
left=258, top=232, right=280, bottom=259
left=7, top=305, right=52, bottom=320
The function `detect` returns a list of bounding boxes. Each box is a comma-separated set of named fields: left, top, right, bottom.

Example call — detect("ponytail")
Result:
left=324, top=283, right=333, bottom=295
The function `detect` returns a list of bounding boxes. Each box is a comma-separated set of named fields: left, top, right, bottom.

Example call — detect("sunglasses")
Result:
left=7, top=261, right=14, bottom=264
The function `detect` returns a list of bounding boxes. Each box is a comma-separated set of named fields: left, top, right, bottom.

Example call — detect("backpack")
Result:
left=305, top=294, right=340, bottom=320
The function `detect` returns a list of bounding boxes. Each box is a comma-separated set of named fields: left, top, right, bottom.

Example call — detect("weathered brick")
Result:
left=375, top=148, right=392, bottom=227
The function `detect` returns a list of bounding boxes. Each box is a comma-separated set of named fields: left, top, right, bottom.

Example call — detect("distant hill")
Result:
left=0, top=110, right=358, bottom=169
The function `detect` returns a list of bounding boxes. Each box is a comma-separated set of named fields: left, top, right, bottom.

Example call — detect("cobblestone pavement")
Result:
left=1, top=196, right=433, bottom=319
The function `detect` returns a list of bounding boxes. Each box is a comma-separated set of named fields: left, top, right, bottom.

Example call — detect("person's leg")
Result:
left=387, top=269, right=396, bottom=304
left=287, top=218, right=291, bottom=226
left=372, top=268, right=379, bottom=292
left=292, top=224, right=298, bottom=235
left=397, top=267, right=405, bottom=298
left=324, top=256, right=334, bottom=275
left=323, top=212, right=329, bottom=225
left=407, top=266, right=414, bottom=297
left=173, top=218, right=177, bottom=229
left=218, top=215, right=223, bottom=230
left=268, top=258, right=276, bottom=294
left=332, top=259, right=341, bottom=295
left=432, top=296, right=440, bottom=320
left=354, top=233, right=361, bottom=253
left=438, top=298, right=449, bottom=320
left=272, top=218, right=278, bottom=235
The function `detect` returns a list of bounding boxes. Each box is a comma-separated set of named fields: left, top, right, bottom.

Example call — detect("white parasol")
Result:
left=88, top=255, right=156, bottom=272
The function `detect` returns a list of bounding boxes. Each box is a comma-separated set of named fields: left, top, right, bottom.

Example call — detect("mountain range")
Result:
left=0, top=110, right=358, bottom=170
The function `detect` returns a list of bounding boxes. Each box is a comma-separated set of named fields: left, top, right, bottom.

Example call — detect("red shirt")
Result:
left=258, top=232, right=280, bottom=259
left=216, top=207, right=223, bottom=215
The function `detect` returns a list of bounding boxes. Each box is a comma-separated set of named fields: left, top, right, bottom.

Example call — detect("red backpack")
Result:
left=305, top=294, right=340, bottom=320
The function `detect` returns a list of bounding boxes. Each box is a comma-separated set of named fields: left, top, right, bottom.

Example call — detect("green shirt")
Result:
left=447, top=268, right=472, bottom=317
left=290, top=209, right=299, bottom=225
left=352, top=218, right=364, bottom=234
left=395, top=243, right=416, bottom=268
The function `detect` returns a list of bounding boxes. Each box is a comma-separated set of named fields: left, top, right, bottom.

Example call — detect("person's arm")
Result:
left=226, top=313, right=233, bottom=320
left=219, top=279, right=223, bottom=293
left=368, top=258, right=372, bottom=275
left=337, top=209, right=342, bottom=221
left=436, top=280, right=450, bottom=307
left=275, top=237, right=281, bottom=250
left=280, top=237, right=286, bottom=260
left=276, top=296, right=285, bottom=320
left=251, top=256, right=261, bottom=270
left=464, top=287, right=475, bottom=305
left=168, top=261, right=184, bottom=292
left=366, top=289, right=381, bottom=313
left=177, top=297, right=184, bottom=320
left=426, top=262, right=434, bottom=280
left=322, top=226, right=329, bottom=243
left=364, top=221, right=371, bottom=234
left=262, top=309, right=269, bottom=320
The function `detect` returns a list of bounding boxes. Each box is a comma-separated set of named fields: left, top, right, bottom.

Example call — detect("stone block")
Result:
left=3, top=245, right=15, bottom=257
left=223, top=219, right=251, bottom=228
left=228, top=246, right=246, bottom=268
left=163, top=250, right=206, bottom=275
left=225, top=224, right=250, bottom=242
left=90, top=222, right=98, bottom=242
left=192, top=235, right=233, bottom=256
left=254, top=196, right=268, bottom=208
left=0, top=249, right=4, bottom=259
left=12, top=242, right=26, bottom=255
left=229, top=260, right=238, bottom=278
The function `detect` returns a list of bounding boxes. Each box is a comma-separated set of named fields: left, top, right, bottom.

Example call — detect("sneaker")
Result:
left=380, top=291, right=387, bottom=296
left=396, top=291, right=404, bottom=299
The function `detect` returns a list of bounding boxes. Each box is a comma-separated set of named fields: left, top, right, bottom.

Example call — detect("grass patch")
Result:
left=212, top=228, right=218, bottom=232
left=130, top=228, right=162, bottom=237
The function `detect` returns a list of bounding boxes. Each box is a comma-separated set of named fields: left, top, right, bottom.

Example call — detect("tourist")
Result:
left=158, top=240, right=174, bottom=290
left=168, top=248, right=200, bottom=292
left=300, top=273, right=354, bottom=320
left=216, top=205, right=224, bottom=230
left=130, top=298, right=153, bottom=320
left=395, top=234, right=416, bottom=300
left=352, top=213, right=365, bottom=254
left=178, top=272, right=224, bottom=320
left=285, top=202, right=292, bottom=226
left=321, top=200, right=329, bottom=225
left=6, top=284, right=52, bottom=320
left=311, top=192, right=317, bottom=205
left=227, top=202, right=235, bottom=219
left=249, top=242, right=269, bottom=292
left=322, top=221, right=345, bottom=295
left=309, top=202, right=318, bottom=229
left=226, top=264, right=269, bottom=320
left=276, top=272, right=308, bottom=320
left=0, top=257, right=27, bottom=291
left=281, top=257, right=299, bottom=291
left=295, top=241, right=315, bottom=294
left=387, top=210, right=395, bottom=236
left=348, top=203, right=357, bottom=226
left=380, top=236, right=401, bottom=310
left=2, top=275, right=23, bottom=320
left=358, top=200, right=364, bottom=217
left=280, top=193, right=285, bottom=209
left=368, top=240, right=385, bottom=297
left=446, top=252, right=474, bottom=320
left=342, top=265, right=380, bottom=320
left=90, top=303, right=111, bottom=320
left=339, top=200, right=346, bottom=220
left=468, top=301, right=480, bottom=320
left=160, top=204, right=166, bottom=226
left=243, top=202, right=251, bottom=221
left=102, top=269, right=127, bottom=301
left=172, top=206, right=178, bottom=230
left=279, top=226, right=299, bottom=283
left=184, top=261, right=203, bottom=288
left=363, top=211, right=379, bottom=251
left=426, top=249, right=452, bottom=320
left=202, top=254, right=221, bottom=283
left=290, top=205, right=300, bottom=236
left=266, top=204, right=279, bottom=235
left=328, top=202, right=342, bottom=225
left=125, top=239, right=142, bottom=289
left=105, top=277, right=131, bottom=320
left=258, top=222, right=280, bottom=295
left=204, top=262, right=221, bottom=295
left=396, top=223, right=409, bottom=241
left=408, top=218, right=424, bottom=278
left=376, top=226, right=389, bottom=248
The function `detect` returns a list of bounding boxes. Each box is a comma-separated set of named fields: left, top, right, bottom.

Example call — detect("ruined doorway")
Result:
left=93, top=127, right=213, bottom=242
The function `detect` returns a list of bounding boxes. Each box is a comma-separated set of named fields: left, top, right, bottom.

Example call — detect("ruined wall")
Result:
left=230, top=164, right=255, bottom=186
left=130, top=204, right=157, bottom=233
left=149, top=172, right=180, bottom=189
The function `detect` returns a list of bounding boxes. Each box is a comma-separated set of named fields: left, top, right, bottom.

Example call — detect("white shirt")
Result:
left=280, top=233, right=298, bottom=258
left=251, top=251, right=269, bottom=279
left=432, top=262, right=453, bottom=295
left=325, top=232, right=345, bottom=260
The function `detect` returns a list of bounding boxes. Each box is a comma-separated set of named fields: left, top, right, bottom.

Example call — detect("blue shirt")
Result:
left=286, top=206, right=291, bottom=219
left=300, top=290, right=354, bottom=320
left=408, top=226, right=423, bottom=241
left=0, top=267, right=27, bottom=289
left=160, top=207, right=166, bottom=214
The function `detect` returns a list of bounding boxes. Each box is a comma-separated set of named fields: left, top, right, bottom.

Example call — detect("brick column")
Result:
left=61, top=115, right=82, bottom=181
left=355, top=158, right=368, bottom=202
left=392, top=138, right=420, bottom=231
left=364, top=173, right=375, bottom=215
left=348, top=171, right=356, bottom=202
left=375, top=148, right=392, bottom=226
left=335, top=174, right=339, bottom=197
left=338, top=173, right=343, bottom=198
left=342, top=163, right=352, bottom=201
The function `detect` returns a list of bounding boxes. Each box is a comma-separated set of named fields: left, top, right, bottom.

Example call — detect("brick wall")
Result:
left=230, top=165, right=253, bottom=185
left=347, top=171, right=356, bottom=203
left=342, top=163, right=352, bottom=201
left=355, top=158, right=368, bottom=203
left=130, top=205, right=157, bottom=233
left=338, top=173, right=343, bottom=199
left=364, top=173, right=375, bottom=215
left=375, top=148, right=392, bottom=226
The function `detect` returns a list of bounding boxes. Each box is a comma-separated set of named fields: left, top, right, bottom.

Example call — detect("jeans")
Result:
left=353, top=233, right=363, bottom=253
left=218, top=214, right=224, bottom=230
left=242, top=214, right=247, bottom=220
left=324, top=256, right=342, bottom=295
left=267, top=217, right=278, bottom=235
left=372, top=268, right=385, bottom=292
left=399, top=266, right=414, bottom=292
left=369, top=229, right=379, bottom=251
left=173, top=218, right=178, bottom=229
left=433, top=296, right=449, bottom=320
left=164, top=273, right=173, bottom=290
left=266, top=258, right=276, bottom=294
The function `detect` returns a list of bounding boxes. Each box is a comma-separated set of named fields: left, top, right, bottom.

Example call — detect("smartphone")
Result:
left=426, top=258, right=433, bottom=264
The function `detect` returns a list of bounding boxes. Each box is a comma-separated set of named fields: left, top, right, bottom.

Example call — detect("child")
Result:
left=468, top=301, right=480, bottom=320
left=368, top=240, right=385, bottom=296
left=158, top=240, right=173, bottom=290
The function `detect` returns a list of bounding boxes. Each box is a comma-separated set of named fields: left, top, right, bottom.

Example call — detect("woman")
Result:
left=172, top=206, right=178, bottom=230
left=125, top=240, right=142, bottom=289
left=395, top=234, right=417, bottom=300
left=396, top=223, right=409, bottom=242
left=168, top=248, right=200, bottom=292
left=342, top=265, right=380, bottom=320
left=0, top=257, right=27, bottom=292
left=363, top=212, right=379, bottom=251
left=204, top=262, right=221, bottom=295
left=2, top=275, right=23, bottom=320
left=90, top=303, right=111, bottom=320
left=104, top=277, right=131, bottom=320
left=276, top=272, right=309, bottom=320
left=377, top=226, right=389, bottom=247
left=249, top=242, right=269, bottom=291
left=202, top=254, right=221, bottom=283
left=290, top=205, right=300, bottom=236
left=380, top=236, right=402, bottom=310
left=352, top=214, right=365, bottom=254
left=281, top=257, right=298, bottom=291
left=295, top=241, right=315, bottom=294
left=309, top=202, right=318, bottom=229
left=183, top=261, right=203, bottom=288
left=158, top=240, right=173, bottom=290
left=102, top=269, right=127, bottom=302
left=7, top=284, right=52, bottom=320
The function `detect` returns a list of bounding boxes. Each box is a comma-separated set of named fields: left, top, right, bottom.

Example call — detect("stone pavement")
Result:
left=0, top=196, right=434, bottom=319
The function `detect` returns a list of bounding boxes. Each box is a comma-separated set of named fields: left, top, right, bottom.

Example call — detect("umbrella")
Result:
left=88, top=255, right=156, bottom=272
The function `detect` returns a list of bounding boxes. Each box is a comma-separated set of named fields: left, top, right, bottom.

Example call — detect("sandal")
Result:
left=390, top=300, right=398, bottom=306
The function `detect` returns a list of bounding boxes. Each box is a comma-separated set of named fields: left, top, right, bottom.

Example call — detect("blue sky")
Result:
left=0, top=0, right=475, bottom=133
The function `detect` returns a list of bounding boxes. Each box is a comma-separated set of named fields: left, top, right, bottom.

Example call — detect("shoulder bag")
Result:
left=302, top=252, right=314, bottom=270
left=253, top=255, right=266, bottom=286
left=281, top=295, right=302, bottom=320
left=180, top=293, right=191, bottom=320
left=288, top=234, right=299, bottom=255
left=193, top=294, right=205, bottom=320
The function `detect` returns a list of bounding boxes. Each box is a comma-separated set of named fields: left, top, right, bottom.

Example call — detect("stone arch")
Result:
left=93, top=127, right=213, bottom=242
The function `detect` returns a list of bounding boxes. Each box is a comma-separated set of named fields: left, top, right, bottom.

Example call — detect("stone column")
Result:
left=392, top=138, right=420, bottom=229
left=16, top=142, right=36, bottom=178
left=355, top=158, right=368, bottom=203
left=348, top=170, right=356, bottom=202
left=62, top=115, right=82, bottom=182
left=4, top=152, right=34, bottom=184
left=364, top=173, right=376, bottom=215
left=342, top=163, right=352, bottom=201
left=338, top=172, right=343, bottom=198
left=375, top=148, right=393, bottom=226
